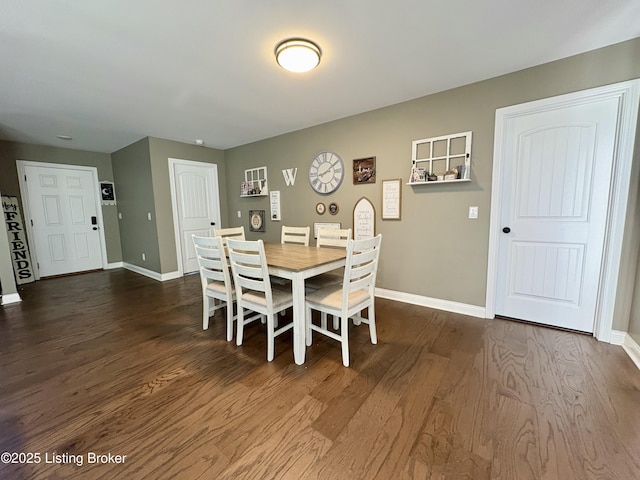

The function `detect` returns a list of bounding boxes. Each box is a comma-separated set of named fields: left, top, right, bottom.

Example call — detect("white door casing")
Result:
left=169, top=159, right=221, bottom=275
left=17, top=161, right=106, bottom=278
left=486, top=80, right=640, bottom=339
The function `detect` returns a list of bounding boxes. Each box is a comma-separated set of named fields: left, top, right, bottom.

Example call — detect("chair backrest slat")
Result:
left=213, top=226, right=246, bottom=247
left=343, top=235, right=382, bottom=297
left=317, top=228, right=351, bottom=249
left=281, top=225, right=310, bottom=246
left=192, top=235, right=231, bottom=292
left=227, top=238, right=273, bottom=300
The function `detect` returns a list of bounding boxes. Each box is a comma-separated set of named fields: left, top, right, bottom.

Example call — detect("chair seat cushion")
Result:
left=305, top=284, right=370, bottom=311
left=205, top=280, right=233, bottom=295
left=305, top=272, right=342, bottom=290
left=241, top=284, right=293, bottom=310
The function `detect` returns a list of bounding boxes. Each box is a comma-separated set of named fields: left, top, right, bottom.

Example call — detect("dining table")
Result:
left=262, top=242, right=347, bottom=365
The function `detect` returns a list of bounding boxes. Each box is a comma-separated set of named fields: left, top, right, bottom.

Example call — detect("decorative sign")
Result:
left=249, top=210, right=265, bottom=232
left=282, top=168, right=297, bottom=186
left=270, top=191, right=281, bottom=221
left=352, top=197, right=376, bottom=240
left=313, top=222, right=341, bottom=239
left=382, top=179, right=402, bottom=220
left=2, top=195, right=35, bottom=284
left=100, top=181, right=116, bottom=206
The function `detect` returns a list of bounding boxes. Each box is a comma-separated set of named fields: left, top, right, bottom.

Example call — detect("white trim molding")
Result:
left=376, top=288, right=486, bottom=318
left=106, top=262, right=124, bottom=269
left=610, top=330, right=640, bottom=371
left=123, top=263, right=181, bottom=282
left=1, top=293, right=22, bottom=305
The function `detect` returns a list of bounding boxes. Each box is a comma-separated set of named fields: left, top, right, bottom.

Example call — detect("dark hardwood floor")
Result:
left=1, top=269, right=639, bottom=480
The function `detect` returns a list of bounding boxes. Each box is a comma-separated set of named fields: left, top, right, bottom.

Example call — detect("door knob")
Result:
left=502, top=227, right=511, bottom=233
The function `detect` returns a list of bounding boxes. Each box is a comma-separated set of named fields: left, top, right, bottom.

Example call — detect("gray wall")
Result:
left=112, top=138, right=159, bottom=271
left=0, top=140, right=122, bottom=264
left=148, top=137, right=226, bottom=273
left=224, top=38, right=640, bottom=330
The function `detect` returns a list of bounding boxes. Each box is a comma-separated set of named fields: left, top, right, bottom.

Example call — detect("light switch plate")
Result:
left=469, top=206, right=478, bottom=219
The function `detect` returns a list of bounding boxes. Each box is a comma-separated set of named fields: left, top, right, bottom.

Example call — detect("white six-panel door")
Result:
left=169, top=159, right=221, bottom=274
left=22, top=164, right=103, bottom=277
left=494, top=96, right=620, bottom=332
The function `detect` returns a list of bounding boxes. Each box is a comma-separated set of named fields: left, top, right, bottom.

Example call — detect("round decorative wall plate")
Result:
left=329, top=202, right=339, bottom=215
left=316, top=202, right=326, bottom=215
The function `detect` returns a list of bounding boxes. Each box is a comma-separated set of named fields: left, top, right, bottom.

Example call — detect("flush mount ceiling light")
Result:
left=274, top=38, right=321, bottom=73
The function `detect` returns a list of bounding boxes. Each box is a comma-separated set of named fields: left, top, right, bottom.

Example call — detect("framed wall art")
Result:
left=353, top=157, right=376, bottom=184
left=352, top=197, right=376, bottom=240
left=313, top=222, right=341, bottom=239
left=381, top=178, right=402, bottom=220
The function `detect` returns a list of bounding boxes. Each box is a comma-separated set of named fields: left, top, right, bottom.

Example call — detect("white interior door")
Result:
left=23, top=164, right=103, bottom=277
left=170, top=159, right=221, bottom=274
left=494, top=96, right=620, bottom=332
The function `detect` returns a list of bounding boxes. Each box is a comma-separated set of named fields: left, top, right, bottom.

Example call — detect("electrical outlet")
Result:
left=469, top=206, right=478, bottom=219
left=142, top=253, right=146, bottom=261
left=118, top=212, right=122, bottom=220
left=147, top=212, right=152, bottom=221
left=237, top=211, right=242, bottom=218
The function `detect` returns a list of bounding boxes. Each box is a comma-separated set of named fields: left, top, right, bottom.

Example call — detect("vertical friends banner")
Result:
left=2, top=195, right=35, bottom=284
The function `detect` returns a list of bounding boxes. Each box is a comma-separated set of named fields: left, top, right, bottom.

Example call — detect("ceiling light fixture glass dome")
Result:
left=275, top=38, right=321, bottom=73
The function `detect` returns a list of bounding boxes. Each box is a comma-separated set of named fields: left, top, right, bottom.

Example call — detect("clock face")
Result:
left=309, top=151, right=344, bottom=194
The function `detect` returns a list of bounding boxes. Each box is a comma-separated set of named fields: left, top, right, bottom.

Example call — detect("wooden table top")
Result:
left=263, top=242, right=346, bottom=272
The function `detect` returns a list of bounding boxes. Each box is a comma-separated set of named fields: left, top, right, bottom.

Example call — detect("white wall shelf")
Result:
left=408, top=131, right=472, bottom=185
left=241, top=166, right=268, bottom=197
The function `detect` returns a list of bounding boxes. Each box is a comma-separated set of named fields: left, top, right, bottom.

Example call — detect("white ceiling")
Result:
left=1, top=0, right=639, bottom=153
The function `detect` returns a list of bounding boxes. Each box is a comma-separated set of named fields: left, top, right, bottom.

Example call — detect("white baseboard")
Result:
left=106, top=261, right=124, bottom=269
left=123, top=263, right=181, bottom=282
left=375, top=288, right=486, bottom=318
left=609, top=330, right=627, bottom=345
left=1, top=293, right=22, bottom=305
left=623, top=333, right=640, bottom=371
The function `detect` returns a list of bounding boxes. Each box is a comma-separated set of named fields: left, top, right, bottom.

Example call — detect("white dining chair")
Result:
left=213, top=226, right=245, bottom=247
left=305, top=234, right=382, bottom=367
left=305, top=228, right=351, bottom=290
left=281, top=225, right=311, bottom=246
left=192, top=235, right=237, bottom=341
left=226, top=238, right=294, bottom=362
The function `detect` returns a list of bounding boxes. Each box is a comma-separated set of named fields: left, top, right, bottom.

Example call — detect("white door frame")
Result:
left=486, top=79, right=640, bottom=342
left=168, top=158, right=222, bottom=276
left=16, top=160, right=109, bottom=280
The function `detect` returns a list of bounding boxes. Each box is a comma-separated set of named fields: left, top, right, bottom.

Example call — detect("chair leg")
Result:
left=306, top=306, right=313, bottom=346
left=236, top=305, right=244, bottom=346
left=340, top=316, right=350, bottom=367
left=203, top=296, right=210, bottom=330
left=368, top=306, right=377, bottom=344
left=321, top=312, right=328, bottom=330
left=225, top=300, right=234, bottom=342
left=332, top=315, right=338, bottom=330
left=267, top=314, right=275, bottom=362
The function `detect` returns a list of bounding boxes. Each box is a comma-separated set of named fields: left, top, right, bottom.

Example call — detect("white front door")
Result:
left=22, top=164, right=103, bottom=277
left=170, top=159, right=221, bottom=274
left=493, top=95, right=620, bottom=332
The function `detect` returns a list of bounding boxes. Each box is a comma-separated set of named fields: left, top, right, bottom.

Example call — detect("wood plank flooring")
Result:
left=1, top=269, right=639, bottom=479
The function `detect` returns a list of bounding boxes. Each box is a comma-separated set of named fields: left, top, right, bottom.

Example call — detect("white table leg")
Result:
left=292, top=273, right=306, bottom=365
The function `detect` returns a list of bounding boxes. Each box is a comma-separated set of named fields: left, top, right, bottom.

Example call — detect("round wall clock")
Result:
left=316, top=202, right=326, bottom=215
left=309, top=151, right=344, bottom=194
